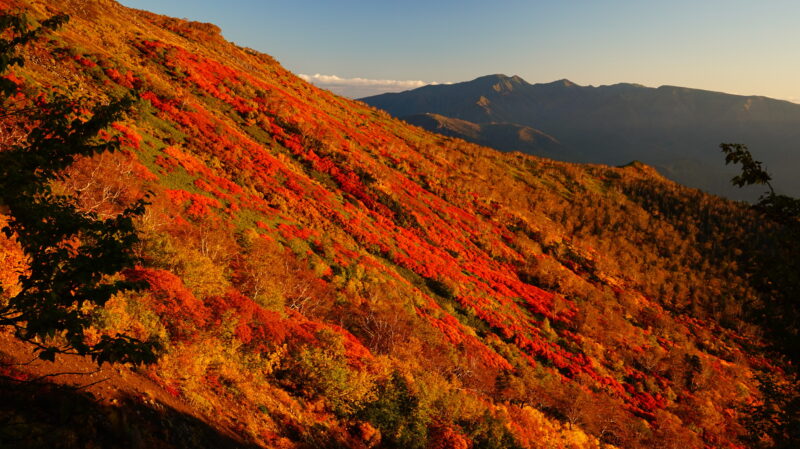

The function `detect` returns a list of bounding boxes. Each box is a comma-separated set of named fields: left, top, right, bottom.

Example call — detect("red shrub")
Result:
left=125, top=268, right=210, bottom=341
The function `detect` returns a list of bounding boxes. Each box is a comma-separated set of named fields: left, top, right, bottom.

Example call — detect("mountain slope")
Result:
left=0, top=1, right=798, bottom=448
left=361, top=74, right=800, bottom=200
left=403, top=113, right=564, bottom=159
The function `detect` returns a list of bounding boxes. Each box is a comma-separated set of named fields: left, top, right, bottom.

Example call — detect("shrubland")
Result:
left=0, top=1, right=797, bottom=448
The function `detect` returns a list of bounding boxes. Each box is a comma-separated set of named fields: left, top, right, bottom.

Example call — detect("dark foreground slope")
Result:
left=362, top=74, right=800, bottom=200
left=1, top=1, right=798, bottom=448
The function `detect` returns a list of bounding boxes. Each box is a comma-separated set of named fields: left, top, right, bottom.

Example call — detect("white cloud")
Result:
left=299, top=73, right=436, bottom=89
left=298, top=73, right=445, bottom=98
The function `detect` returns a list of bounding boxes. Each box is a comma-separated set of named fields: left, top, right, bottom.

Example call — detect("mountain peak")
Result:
left=471, top=74, right=528, bottom=85
left=470, top=73, right=521, bottom=82
left=538, top=78, right=578, bottom=88
left=469, top=74, right=528, bottom=93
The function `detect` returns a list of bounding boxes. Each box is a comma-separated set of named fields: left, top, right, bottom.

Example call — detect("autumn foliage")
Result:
left=0, top=1, right=797, bottom=448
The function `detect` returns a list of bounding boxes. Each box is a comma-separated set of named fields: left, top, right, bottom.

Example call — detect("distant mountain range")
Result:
left=361, top=74, right=800, bottom=200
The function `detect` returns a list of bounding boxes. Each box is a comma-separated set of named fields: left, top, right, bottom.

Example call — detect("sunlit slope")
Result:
left=1, top=1, right=795, bottom=448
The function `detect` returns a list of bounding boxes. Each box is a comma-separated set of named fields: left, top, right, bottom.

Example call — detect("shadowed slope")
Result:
left=403, top=113, right=565, bottom=159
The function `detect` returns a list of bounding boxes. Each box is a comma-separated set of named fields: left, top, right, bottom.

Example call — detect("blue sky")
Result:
left=120, top=0, right=800, bottom=100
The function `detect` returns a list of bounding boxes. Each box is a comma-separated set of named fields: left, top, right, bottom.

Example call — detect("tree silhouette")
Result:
left=721, top=143, right=800, bottom=223
left=0, top=13, right=156, bottom=365
left=721, top=143, right=800, bottom=447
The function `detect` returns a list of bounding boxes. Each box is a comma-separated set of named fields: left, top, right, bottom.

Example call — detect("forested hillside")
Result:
left=0, top=1, right=797, bottom=448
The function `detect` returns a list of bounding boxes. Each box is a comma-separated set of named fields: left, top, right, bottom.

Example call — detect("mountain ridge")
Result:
left=361, top=74, right=800, bottom=200
left=402, top=112, right=565, bottom=159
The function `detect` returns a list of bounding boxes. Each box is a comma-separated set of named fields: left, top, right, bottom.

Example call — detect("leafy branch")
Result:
left=720, top=143, right=800, bottom=224
left=0, top=12, right=156, bottom=366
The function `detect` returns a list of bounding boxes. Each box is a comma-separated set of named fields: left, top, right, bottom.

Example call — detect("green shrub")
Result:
left=358, top=373, right=430, bottom=449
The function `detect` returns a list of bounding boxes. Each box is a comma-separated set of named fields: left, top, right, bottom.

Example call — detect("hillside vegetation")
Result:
left=1, top=1, right=798, bottom=448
